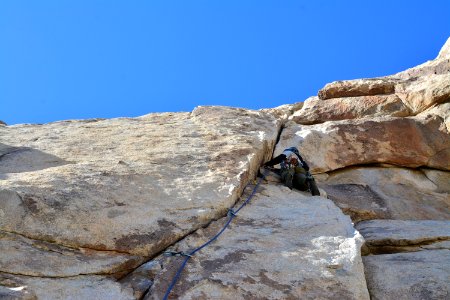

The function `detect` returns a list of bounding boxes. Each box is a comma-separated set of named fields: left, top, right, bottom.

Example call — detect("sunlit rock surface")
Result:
left=356, top=219, right=450, bottom=254
left=275, top=115, right=450, bottom=173
left=318, top=78, right=398, bottom=100
left=395, top=73, right=450, bottom=114
left=0, top=106, right=280, bottom=298
left=364, top=250, right=450, bottom=300
left=148, top=184, right=369, bottom=300
left=318, top=167, right=450, bottom=223
left=292, top=95, right=410, bottom=124
left=0, top=273, right=135, bottom=300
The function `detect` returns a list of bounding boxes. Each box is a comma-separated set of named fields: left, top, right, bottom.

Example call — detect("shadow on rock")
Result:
left=0, top=143, right=71, bottom=174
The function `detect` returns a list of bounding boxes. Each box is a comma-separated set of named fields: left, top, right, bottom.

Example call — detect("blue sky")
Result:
left=1, top=1, right=449, bottom=125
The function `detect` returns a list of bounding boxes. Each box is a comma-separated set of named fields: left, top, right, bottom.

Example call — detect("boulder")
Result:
left=315, top=73, right=450, bottom=119
left=318, top=183, right=390, bottom=223
left=318, top=78, right=398, bottom=100
left=0, top=106, right=280, bottom=282
left=0, top=230, right=141, bottom=277
left=120, top=261, right=162, bottom=299
left=0, top=273, right=135, bottom=300
left=292, top=95, right=410, bottom=124
left=148, top=184, right=369, bottom=300
left=356, top=219, right=450, bottom=254
left=319, top=167, right=450, bottom=222
left=395, top=73, right=450, bottom=114
left=421, top=168, right=450, bottom=193
left=419, top=101, right=450, bottom=132
left=275, top=115, right=450, bottom=173
left=316, top=38, right=450, bottom=117
left=363, top=250, right=450, bottom=300
left=260, top=101, right=303, bottom=123
left=357, top=218, right=450, bottom=299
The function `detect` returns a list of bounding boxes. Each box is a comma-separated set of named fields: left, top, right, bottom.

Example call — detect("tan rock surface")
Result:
left=0, top=230, right=141, bottom=277
left=0, top=107, right=279, bottom=258
left=120, top=261, right=162, bottom=299
left=395, top=73, right=450, bottom=114
left=319, top=167, right=450, bottom=222
left=148, top=184, right=369, bottom=300
left=419, top=101, right=450, bottom=132
left=260, top=102, right=303, bottom=123
left=318, top=78, right=398, bottom=100
left=275, top=115, right=450, bottom=173
left=363, top=250, right=450, bottom=300
left=292, top=95, right=410, bottom=124
left=0, top=273, right=135, bottom=300
left=421, top=168, right=450, bottom=193
left=356, top=219, right=450, bottom=253
left=316, top=38, right=450, bottom=117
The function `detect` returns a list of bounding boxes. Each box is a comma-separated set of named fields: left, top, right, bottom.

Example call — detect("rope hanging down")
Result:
left=162, top=171, right=267, bottom=300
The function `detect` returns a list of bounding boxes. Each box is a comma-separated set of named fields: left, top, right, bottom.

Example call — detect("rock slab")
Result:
left=363, top=250, right=450, bottom=300
left=356, top=219, right=450, bottom=253
left=148, top=184, right=369, bottom=300
left=276, top=115, right=450, bottom=173
left=319, top=167, right=450, bottom=222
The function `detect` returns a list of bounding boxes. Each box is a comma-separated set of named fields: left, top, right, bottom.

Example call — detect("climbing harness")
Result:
left=264, top=166, right=320, bottom=196
left=161, top=170, right=268, bottom=300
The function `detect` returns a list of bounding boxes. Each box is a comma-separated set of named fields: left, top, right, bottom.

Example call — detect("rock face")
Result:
left=0, top=107, right=279, bottom=257
left=358, top=220, right=450, bottom=300
left=1, top=39, right=449, bottom=299
left=149, top=184, right=369, bottom=300
left=276, top=115, right=450, bottom=173
left=356, top=219, right=450, bottom=254
left=319, top=167, right=450, bottom=223
left=419, top=101, right=450, bottom=132
left=278, top=38, right=450, bottom=300
left=0, top=273, right=135, bottom=300
left=363, top=250, right=450, bottom=300
left=294, top=37, right=450, bottom=125
left=395, top=73, right=450, bottom=114
left=0, top=107, right=281, bottom=299
left=0, top=230, right=141, bottom=277
left=315, top=74, right=450, bottom=116
left=318, top=78, right=398, bottom=100
left=292, top=95, right=410, bottom=124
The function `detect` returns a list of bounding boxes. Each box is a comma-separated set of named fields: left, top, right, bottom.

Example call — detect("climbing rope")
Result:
left=162, top=170, right=267, bottom=300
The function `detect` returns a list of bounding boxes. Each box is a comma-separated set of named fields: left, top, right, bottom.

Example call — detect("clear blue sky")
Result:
left=1, top=1, right=449, bottom=125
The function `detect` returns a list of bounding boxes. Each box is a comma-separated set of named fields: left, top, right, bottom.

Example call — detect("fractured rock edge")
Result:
left=0, top=272, right=135, bottom=300
left=318, top=165, right=450, bottom=223
left=363, top=250, right=450, bottom=300
left=1, top=107, right=285, bottom=299
left=118, top=125, right=289, bottom=298
left=356, top=220, right=450, bottom=256
left=145, top=183, right=370, bottom=300
left=0, top=229, right=142, bottom=278
left=0, top=135, right=278, bottom=297
left=0, top=107, right=282, bottom=257
left=139, top=125, right=370, bottom=299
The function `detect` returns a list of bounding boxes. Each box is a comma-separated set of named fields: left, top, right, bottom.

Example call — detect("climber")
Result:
left=263, top=146, right=310, bottom=191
